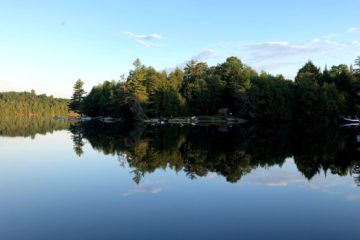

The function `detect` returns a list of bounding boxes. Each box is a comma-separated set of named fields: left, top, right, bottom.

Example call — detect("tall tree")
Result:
left=69, top=79, right=86, bottom=114
left=168, top=67, right=184, bottom=90
left=295, top=61, right=321, bottom=84
left=127, top=59, right=148, bottom=103
left=216, top=57, right=254, bottom=114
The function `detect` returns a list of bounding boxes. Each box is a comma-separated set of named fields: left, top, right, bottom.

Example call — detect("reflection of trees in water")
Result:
left=70, top=125, right=84, bottom=156
left=353, top=164, right=360, bottom=186
left=70, top=121, right=360, bottom=185
left=0, top=117, right=70, bottom=138
left=293, top=125, right=360, bottom=180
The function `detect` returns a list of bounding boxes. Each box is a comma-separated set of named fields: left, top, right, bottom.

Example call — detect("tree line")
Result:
left=70, top=56, right=360, bottom=122
left=0, top=91, right=69, bottom=117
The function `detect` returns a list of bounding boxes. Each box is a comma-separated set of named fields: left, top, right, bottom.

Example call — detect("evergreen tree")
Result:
left=295, top=61, right=321, bottom=84
left=69, top=79, right=86, bottom=114
left=127, top=59, right=148, bottom=103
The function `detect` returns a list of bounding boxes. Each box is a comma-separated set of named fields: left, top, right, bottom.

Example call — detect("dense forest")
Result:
left=0, top=91, right=69, bottom=117
left=70, top=56, right=360, bottom=122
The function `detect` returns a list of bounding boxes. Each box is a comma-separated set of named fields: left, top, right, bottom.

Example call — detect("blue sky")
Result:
left=1, top=0, right=360, bottom=98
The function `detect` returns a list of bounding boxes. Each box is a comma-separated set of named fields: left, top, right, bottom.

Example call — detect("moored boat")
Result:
left=341, top=116, right=360, bottom=123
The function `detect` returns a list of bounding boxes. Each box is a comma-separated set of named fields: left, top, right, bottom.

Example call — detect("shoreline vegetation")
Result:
left=0, top=91, right=69, bottom=117
left=1, top=56, right=360, bottom=125
left=68, top=56, right=360, bottom=124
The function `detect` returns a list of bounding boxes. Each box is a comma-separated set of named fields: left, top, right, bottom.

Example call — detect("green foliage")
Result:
left=295, top=61, right=321, bottom=84
left=82, top=80, right=147, bottom=121
left=180, top=61, right=210, bottom=114
left=69, top=79, right=86, bottom=114
left=127, top=59, right=149, bottom=104
left=78, top=56, right=360, bottom=122
left=248, top=73, right=294, bottom=121
left=216, top=57, right=254, bottom=113
left=329, top=64, right=360, bottom=115
left=294, top=81, right=343, bottom=121
left=151, top=85, right=186, bottom=117
left=0, top=91, right=69, bottom=117
left=168, top=67, right=184, bottom=90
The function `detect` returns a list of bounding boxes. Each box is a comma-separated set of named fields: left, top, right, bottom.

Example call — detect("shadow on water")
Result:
left=69, top=121, right=360, bottom=185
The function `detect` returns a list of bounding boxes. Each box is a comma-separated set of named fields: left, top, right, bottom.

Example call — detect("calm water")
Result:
left=0, top=119, right=360, bottom=240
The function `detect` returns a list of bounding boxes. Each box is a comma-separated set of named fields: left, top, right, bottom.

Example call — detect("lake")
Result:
left=0, top=118, right=360, bottom=240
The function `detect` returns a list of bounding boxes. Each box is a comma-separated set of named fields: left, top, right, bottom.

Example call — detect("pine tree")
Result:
left=69, top=79, right=86, bottom=114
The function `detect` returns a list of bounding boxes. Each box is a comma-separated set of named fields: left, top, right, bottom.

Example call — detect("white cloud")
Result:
left=347, top=27, right=360, bottom=33
left=353, top=40, right=360, bottom=46
left=244, top=38, right=345, bottom=64
left=123, top=186, right=162, bottom=197
left=255, top=61, right=303, bottom=72
left=323, top=33, right=342, bottom=39
left=247, top=170, right=306, bottom=187
left=164, top=49, right=219, bottom=73
left=122, top=31, right=163, bottom=47
left=161, top=30, right=360, bottom=76
left=205, top=172, right=218, bottom=180
left=243, top=158, right=358, bottom=203
left=192, top=49, right=218, bottom=62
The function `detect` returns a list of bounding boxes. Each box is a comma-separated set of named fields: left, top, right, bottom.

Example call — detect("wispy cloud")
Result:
left=193, top=49, right=218, bottom=62
left=352, top=40, right=360, bottom=46
left=123, top=186, right=162, bottom=197
left=165, top=29, right=359, bottom=76
left=244, top=38, right=345, bottom=63
left=244, top=158, right=358, bottom=203
left=248, top=172, right=306, bottom=187
left=255, top=61, right=304, bottom=72
left=347, top=27, right=360, bottom=33
left=323, top=33, right=342, bottom=39
left=122, top=31, right=163, bottom=47
left=165, top=49, right=219, bottom=73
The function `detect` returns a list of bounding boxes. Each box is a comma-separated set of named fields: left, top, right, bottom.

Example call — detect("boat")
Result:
left=68, top=116, right=79, bottom=121
left=80, top=116, right=92, bottom=121
left=53, top=116, right=65, bottom=120
left=341, top=116, right=360, bottom=123
left=341, top=123, right=359, bottom=128
left=101, top=117, right=120, bottom=123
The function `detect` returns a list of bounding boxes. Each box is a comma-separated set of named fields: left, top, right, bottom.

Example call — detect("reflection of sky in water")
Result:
left=0, top=131, right=360, bottom=240
left=242, top=158, right=360, bottom=202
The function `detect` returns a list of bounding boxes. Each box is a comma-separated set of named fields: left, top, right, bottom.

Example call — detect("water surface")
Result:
left=0, top=119, right=360, bottom=240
